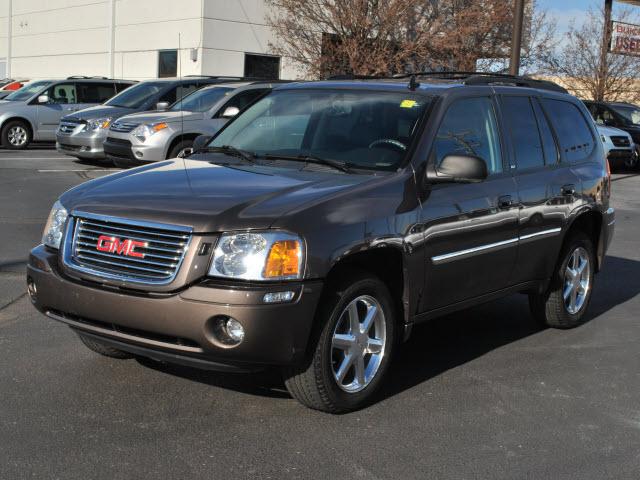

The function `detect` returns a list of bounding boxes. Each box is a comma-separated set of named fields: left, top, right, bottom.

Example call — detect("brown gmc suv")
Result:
left=27, top=73, right=615, bottom=412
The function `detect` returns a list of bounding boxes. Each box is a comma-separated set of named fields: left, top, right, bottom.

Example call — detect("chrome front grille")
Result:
left=58, top=120, right=83, bottom=135
left=110, top=121, right=139, bottom=133
left=67, top=214, right=192, bottom=284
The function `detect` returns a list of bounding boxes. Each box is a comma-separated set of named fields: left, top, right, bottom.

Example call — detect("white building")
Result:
left=0, top=0, right=299, bottom=80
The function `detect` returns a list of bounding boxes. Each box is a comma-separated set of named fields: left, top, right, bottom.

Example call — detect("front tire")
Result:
left=1, top=120, right=31, bottom=149
left=77, top=332, right=133, bottom=359
left=168, top=140, right=193, bottom=159
left=283, top=271, right=396, bottom=413
left=529, top=232, right=595, bottom=329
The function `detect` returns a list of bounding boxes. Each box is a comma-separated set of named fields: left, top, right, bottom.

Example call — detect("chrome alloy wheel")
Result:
left=563, top=247, right=591, bottom=315
left=8, top=125, right=28, bottom=146
left=331, top=295, right=386, bottom=393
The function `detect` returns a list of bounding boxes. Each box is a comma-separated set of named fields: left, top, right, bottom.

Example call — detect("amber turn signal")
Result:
left=263, top=240, right=301, bottom=278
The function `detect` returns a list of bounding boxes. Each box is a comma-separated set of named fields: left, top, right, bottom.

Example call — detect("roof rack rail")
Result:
left=392, top=71, right=568, bottom=93
left=326, top=74, right=381, bottom=80
left=66, top=75, right=110, bottom=80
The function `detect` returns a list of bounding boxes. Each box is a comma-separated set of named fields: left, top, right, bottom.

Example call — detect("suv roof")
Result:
left=312, top=71, right=569, bottom=95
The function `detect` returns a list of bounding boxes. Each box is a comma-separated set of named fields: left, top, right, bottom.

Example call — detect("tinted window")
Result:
left=175, top=83, right=201, bottom=101
left=210, top=90, right=428, bottom=170
left=609, top=104, right=640, bottom=125
left=244, top=54, right=280, bottom=79
left=214, top=89, right=269, bottom=117
left=43, top=83, right=77, bottom=104
left=433, top=97, right=503, bottom=174
left=532, top=99, right=559, bottom=165
left=105, top=81, right=164, bottom=109
left=541, top=99, right=594, bottom=163
left=501, top=96, right=545, bottom=170
left=170, top=86, right=233, bottom=112
left=159, top=86, right=178, bottom=105
left=115, top=82, right=133, bottom=93
left=76, top=82, right=116, bottom=103
left=158, top=50, right=177, bottom=78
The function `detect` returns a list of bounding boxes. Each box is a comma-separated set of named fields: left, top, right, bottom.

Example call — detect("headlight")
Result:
left=85, top=117, right=112, bottom=131
left=42, top=200, right=68, bottom=249
left=208, top=232, right=304, bottom=281
left=131, top=122, right=168, bottom=142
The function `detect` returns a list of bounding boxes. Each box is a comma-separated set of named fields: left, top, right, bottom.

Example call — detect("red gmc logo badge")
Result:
left=96, top=235, right=146, bottom=258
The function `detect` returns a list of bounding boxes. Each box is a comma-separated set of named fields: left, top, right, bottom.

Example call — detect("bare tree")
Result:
left=266, top=0, right=541, bottom=79
left=544, top=7, right=640, bottom=102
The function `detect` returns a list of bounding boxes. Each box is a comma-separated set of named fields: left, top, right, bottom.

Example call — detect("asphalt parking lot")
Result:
left=1, top=147, right=639, bottom=480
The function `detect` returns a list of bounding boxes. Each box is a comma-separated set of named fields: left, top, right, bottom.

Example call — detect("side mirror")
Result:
left=221, top=106, right=240, bottom=118
left=192, top=135, right=212, bottom=153
left=427, top=154, right=488, bottom=184
left=37, top=94, right=49, bottom=104
left=156, top=101, right=169, bottom=111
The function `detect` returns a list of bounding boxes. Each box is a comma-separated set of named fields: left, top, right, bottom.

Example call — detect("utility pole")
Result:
left=598, top=0, right=614, bottom=101
left=509, top=0, right=525, bottom=76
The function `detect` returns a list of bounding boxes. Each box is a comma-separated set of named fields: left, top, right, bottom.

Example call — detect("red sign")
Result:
left=96, top=235, right=146, bottom=258
left=611, top=21, right=640, bottom=56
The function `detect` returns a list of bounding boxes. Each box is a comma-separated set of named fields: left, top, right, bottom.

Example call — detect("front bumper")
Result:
left=606, top=148, right=635, bottom=168
left=56, top=131, right=107, bottom=160
left=27, top=245, right=323, bottom=369
left=104, top=130, right=169, bottom=166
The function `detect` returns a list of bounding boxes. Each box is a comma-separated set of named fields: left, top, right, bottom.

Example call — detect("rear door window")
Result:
left=501, top=96, right=545, bottom=170
left=77, top=82, right=116, bottom=103
left=43, top=83, right=77, bottom=104
left=159, top=86, right=178, bottom=105
left=433, top=96, right=503, bottom=174
left=532, top=99, right=559, bottom=165
left=541, top=99, right=595, bottom=164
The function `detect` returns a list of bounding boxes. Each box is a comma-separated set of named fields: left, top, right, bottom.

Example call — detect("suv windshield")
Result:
left=209, top=89, right=429, bottom=170
left=609, top=104, right=640, bottom=125
left=4, top=80, right=52, bottom=101
left=170, top=86, right=233, bottom=112
left=105, top=81, right=165, bottom=109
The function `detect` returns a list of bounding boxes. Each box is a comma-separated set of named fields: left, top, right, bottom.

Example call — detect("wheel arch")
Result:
left=563, top=208, right=604, bottom=272
left=323, top=246, right=409, bottom=334
left=1, top=116, right=35, bottom=137
left=165, top=132, right=200, bottom=159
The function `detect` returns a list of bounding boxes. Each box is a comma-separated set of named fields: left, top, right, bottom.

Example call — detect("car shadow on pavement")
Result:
left=134, top=255, right=640, bottom=405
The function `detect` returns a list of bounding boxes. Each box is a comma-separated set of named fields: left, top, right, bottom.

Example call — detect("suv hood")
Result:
left=117, top=110, right=204, bottom=125
left=60, top=158, right=374, bottom=233
left=64, top=104, right=134, bottom=122
left=596, top=124, right=630, bottom=137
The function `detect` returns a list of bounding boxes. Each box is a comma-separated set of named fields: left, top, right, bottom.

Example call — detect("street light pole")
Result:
left=509, top=0, right=525, bottom=76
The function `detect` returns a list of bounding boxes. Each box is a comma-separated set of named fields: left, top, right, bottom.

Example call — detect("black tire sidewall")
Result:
left=2, top=120, right=31, bottom=150
left=168, top=140, right=193, bottom=159
left=314, top=275, right=396, bottom=411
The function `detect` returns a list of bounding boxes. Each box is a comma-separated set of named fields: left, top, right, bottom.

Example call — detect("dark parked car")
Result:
left=28, top=73, right=614, bottom=412
left=583, top=100, right=640, bottom=169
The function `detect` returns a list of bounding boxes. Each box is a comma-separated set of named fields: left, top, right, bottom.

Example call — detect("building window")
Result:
left=244, top=54, right=280, bottom=80
left=158, top=50, right=178, bottom=78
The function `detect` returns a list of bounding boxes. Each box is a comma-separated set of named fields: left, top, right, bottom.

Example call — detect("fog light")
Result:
left=225, top=318, right=245, bottom=342
left=27, top=277, right=37, bottom=301
left=263, top=291, right=295, bottom=303
left=135, top=151, right=143, bottom=158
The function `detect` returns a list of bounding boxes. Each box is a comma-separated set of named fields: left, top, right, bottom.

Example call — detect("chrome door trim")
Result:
left=432, top=237, right=518, bottom=265
left=431, top=228, right=562, bottom=264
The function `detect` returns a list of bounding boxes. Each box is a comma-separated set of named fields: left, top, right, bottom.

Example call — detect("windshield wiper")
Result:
left=260, top=153, right=352, bottom=173
left=205, top=145, right=257, bottom=164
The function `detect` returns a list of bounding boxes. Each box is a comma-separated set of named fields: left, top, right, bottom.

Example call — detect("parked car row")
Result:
left=0, top=78, right=28, bottom=99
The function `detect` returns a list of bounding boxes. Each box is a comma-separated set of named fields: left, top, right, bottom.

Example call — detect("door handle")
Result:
left=561, top=184, right=576, bottom=196
left=498, top=195, right=513, bottom=209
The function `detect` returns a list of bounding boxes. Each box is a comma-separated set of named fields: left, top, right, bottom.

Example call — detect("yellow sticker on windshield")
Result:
left=400, top=99, right=417, bottom=108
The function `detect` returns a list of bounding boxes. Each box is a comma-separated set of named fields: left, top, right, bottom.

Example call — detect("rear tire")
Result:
left=1, top=120, right=31, bottom=149
left=529, top=232, right=595, bottom=329
left=77, top=332, right=133, bottom=359
left=168, top=140, right=193, bottom=159
left=282, top=271, right=396, bottom=413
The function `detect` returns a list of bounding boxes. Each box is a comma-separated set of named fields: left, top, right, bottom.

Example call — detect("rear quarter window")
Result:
left=541, top=99, right=595, bottom=164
